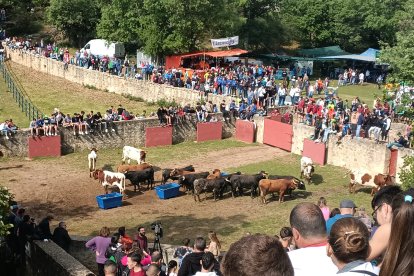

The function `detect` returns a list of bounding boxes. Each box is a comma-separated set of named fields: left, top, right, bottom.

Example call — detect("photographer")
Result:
left=16, top=215, right=36, bottom=264
left=134, top=227, right=148, bottom=253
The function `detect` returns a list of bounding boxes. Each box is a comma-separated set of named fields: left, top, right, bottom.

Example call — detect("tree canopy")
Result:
left=47, top=0, right=101, bottom=47
left=3, top=0, right=413, bottom=65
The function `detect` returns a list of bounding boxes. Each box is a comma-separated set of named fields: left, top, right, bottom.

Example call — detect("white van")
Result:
left=81, top=39, right=125, bottom=58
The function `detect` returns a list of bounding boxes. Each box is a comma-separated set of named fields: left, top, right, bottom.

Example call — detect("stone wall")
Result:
left=292, top=123, right=314, bottom=155
left=25, top=240, right=94, bottom=276
left=0, top=114, right=235, bottom=157
left=326, top=135, right=391, bottom=174
left=6, top=49, right=233, bottom=107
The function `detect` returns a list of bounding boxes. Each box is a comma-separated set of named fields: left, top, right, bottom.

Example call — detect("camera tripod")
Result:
left=152, top=234, right=164, bottom=261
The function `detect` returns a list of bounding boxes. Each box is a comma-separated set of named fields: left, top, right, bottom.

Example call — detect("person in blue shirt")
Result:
left=247, top=102, right=257, bottom=121
left=326, top=200, right=356, bottom=235
left=35, top=116, right=44, bottom=136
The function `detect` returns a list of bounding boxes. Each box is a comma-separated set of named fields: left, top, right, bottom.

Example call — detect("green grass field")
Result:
left=6, top=62, right=158, bottom=118
left=328, top=80, right=379, bottom=105
left=223, top=155, right=373, bottom=239
left=0, top=77, right=31, bottom=127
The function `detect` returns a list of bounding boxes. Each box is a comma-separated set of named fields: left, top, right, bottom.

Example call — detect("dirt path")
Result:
left=1, top=144, right=289, bottom=245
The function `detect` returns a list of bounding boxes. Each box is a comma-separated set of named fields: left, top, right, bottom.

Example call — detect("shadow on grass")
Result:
left=22, top=200, right=97, bottom=220
left=263, top=190, right=312, bottom=204
left=311, top=173, right=324, bottom=185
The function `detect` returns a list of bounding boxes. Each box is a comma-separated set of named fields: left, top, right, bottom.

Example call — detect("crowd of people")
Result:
left=7, top=185, right=409, bottom=276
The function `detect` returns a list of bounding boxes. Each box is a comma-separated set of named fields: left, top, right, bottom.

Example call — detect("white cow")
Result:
left=88, top=148, right=98, bottom=177
left=92, top=169, right=126, bottom=195
left=122, top=146, right=146, bottom=164
left=300, top=156, right=315, bottom=184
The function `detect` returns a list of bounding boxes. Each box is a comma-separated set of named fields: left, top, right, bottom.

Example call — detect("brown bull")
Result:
left=207, top=169, right=221, bottom=180
left=259, top=178, right=303, bottom=204
left=349, top=171, right=395, bottom=196
left=117, top=163, right=152, bottom=173
left=170, top=168, right=196, bottom=177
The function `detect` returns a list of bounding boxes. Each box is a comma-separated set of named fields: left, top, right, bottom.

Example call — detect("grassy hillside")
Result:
left=0, top=77, right=31, bottom=127
left=6, top=62, right=158, bottom=117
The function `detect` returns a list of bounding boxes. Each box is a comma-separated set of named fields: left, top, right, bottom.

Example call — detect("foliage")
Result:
left=147, top=98, right=178, bottom=108
left=280, top=0, right=406, bottom=51
left=380, top=0, right=414, bottom=84
left=0, top=186, right=14, bottom=237
left=47, top=0, right=101, bottom=47
left=400, top=155, right=414, bottom=190
left=97, top=0, right=142, bottom=44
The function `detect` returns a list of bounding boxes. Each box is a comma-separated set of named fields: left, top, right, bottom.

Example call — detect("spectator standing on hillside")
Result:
left=52, top=221, right=71, bottom=252
left=356, top=112, right=364, bottom=140
left=359, top=72, right=365, bottom=85
left=86, top=227, right=112, bottom=276
left=287, top=202, right=337, bottom=276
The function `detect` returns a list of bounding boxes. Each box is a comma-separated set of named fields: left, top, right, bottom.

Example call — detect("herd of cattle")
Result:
left=87, top=146, right=396, bottom=203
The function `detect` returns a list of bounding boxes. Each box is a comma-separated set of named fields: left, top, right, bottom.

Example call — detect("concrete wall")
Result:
left=0, top=114, right=235, bottom=157
left=326, top=135, right=391, bottom=174
left=25, top=240, right=94, bottom=276
left=6, top=49, right=233, bottom=107
left=292, top=123, right=314, bottom=155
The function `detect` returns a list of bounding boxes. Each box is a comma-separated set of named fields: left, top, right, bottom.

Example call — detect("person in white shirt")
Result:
left=327, top=217, right=379, bottom=275
left=359, top=72, right=365, bottom=85
left=288, top=202, right=338, bottom=276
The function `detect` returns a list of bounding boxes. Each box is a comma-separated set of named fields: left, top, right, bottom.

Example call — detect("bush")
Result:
left=0, top=186, right=14, bottom=237
left=400, top=155, right=414, bottom=190
left=121, top=93, right=144, bottom=102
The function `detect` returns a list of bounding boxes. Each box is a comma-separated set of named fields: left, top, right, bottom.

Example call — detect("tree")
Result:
left=380, top=0, right=414, bottom=84
left=280, top=0, right=406, bottom=52
left=0, top=186, right=14, bottom=237
left=97, top=0, right=142, bottom=44
left=47, top=0, right=101, bottom=47
left=399, top=155, right=414, bottom=190
left=239, top=0, right=289, bottom=51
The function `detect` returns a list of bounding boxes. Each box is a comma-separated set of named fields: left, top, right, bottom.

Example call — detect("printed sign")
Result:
left=211, top=36, right=239, bottom=48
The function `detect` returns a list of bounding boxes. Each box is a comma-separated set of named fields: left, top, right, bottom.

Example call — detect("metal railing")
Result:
left=0, top=59, right=43, bottom=120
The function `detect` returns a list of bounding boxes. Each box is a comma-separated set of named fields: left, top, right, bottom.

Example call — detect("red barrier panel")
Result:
left=28, top=136, right=61, bottom=158
left=197, top=122, right=222, bottom=142
left=263, top=119, right=293, bottom=151
left=145, top=126, right=173, bottom=147
left=235, top=120, right=255, bottom=143
left=302, top=138, right=326, bottom=165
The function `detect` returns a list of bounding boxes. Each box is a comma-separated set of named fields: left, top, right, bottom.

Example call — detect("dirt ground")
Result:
left=2, top=144, right=289, bottom=247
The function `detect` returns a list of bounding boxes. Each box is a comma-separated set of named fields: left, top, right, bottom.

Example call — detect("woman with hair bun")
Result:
left=327, top=217, right=378, bottom=275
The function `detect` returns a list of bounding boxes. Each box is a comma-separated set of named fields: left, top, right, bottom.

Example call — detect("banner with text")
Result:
left=211, top=36, right=239, bottom=48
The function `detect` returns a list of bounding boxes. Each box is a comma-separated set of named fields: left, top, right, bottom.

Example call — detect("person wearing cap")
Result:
left=326, top=200, right=357, bottom=235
